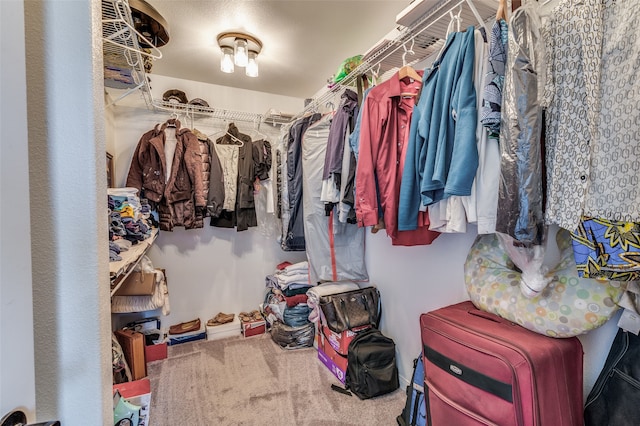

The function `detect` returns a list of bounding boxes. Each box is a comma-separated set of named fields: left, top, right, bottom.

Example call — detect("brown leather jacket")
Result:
left=126, top=119, right=205, bottom=231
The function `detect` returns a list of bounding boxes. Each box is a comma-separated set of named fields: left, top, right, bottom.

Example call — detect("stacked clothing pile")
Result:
left=264, top=261, right=315, bottom=349
left=108, top=188, right=154, bottom=262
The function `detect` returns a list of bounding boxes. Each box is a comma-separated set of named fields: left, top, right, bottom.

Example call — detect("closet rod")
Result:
left=151, top=99, right=264, bottom=124
left=293, top=0, right=492, bottom=121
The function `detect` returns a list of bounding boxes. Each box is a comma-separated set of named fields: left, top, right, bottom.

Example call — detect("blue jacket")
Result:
left=399, top=27, right=478, bottom=231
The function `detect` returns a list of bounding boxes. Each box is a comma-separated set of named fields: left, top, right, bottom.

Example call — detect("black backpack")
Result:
left=342, top=328, right=399, bottom=399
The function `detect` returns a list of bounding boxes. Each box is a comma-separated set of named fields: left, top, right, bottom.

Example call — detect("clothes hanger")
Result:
left=398, top=39, right=422, bottom=83
left=434, top=7, right=464, bottom=63
left=370, top=63, right=382, bottom=86
left=166, top=112, right=179, bottom=127
left=222, top=122, right=245, bottom=146
left=496, top=0, right=507, bottom=21
left=326, top=100, right=336, bottom=112
left=224, top=131, right=244, bottom=146
left=252, top=118, right=268, bottom=140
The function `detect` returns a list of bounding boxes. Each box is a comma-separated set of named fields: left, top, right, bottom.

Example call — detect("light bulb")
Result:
left=220, top=46, right=234, bottom=73
left=246, top=51, right=259, bottom=77
left=234, top=38, right=248, bottom=67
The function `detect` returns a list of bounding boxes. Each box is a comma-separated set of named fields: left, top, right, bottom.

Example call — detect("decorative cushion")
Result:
left=465, top=230, right=624, bottom=338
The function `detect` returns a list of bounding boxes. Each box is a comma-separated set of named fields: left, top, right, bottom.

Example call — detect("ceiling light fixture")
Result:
left=217, top=32, right=263, bottom=78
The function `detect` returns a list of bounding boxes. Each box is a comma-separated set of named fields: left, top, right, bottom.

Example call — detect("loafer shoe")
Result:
left=169, top=318, right=201, bottom=335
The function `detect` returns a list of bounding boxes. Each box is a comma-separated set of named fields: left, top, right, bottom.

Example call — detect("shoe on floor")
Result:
left=207, top=312, right=235, bottom=326
left=239, top=310, right=263, bottom=323
left=169, top=318, right=201, bottom=335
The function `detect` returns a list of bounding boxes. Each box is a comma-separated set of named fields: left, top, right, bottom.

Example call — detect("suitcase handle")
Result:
left=468, top=309, right=504, bottom=324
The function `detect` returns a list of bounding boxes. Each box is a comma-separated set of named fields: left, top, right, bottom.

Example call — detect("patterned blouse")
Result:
left=543, top=0, right=640, bottom=232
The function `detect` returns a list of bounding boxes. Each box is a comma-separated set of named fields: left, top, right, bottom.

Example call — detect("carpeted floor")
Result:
left=147, top=333, right=406, bottom=425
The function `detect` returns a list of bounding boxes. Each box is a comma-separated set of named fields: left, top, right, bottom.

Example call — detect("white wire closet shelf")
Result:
left=102, top=0, right=162, bottom=109
left=294, top=0, right=498, bottom=121
left=101, top=0, right=291, bottom=126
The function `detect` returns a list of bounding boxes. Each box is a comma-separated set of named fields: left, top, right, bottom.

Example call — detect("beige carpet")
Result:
left=147, top=333, right=406, bottom=425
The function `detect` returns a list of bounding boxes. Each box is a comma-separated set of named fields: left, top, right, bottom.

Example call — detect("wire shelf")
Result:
left=102, top=0, right=161, bottom=108
left=293, top=0, right=497, bottom=121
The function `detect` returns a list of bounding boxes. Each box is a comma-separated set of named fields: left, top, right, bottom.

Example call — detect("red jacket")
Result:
left=355, top=71, right=439, bottom=246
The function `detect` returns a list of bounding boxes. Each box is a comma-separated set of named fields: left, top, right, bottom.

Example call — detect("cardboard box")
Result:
left=114, top=271, right=156, bottom=296
left=241, top=318, right=266, bottom=337
left=318, top=340, right=348, bottom=384
left=113, top=378, right=151, bottom=426
left=167, top=328, right=206, bottom=346
left=126, top=317, right=161, bottom=333
left=115, top=329, right=147, bottom=380
left=207, top=316, right=241, bottom=341
left=144, top=342, right=167, bottom=362
left=321, top=324, right=371, bottom=356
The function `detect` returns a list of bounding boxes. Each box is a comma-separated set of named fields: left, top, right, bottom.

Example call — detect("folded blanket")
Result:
left=306, top=281, right=363, bottom=325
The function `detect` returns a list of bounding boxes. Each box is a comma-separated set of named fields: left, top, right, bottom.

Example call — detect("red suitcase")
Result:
left=420, top=301, right=583, bottom=426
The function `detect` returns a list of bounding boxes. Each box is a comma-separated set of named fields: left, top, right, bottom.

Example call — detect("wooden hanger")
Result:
left=398, top=65, right=422, bottom=83
left=399, top=39, right=422, bottom=83
left=496, top=0, right=507, bottom=21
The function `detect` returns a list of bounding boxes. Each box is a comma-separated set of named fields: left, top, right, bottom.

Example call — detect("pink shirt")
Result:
left=355, top=72, right=439, bottom=246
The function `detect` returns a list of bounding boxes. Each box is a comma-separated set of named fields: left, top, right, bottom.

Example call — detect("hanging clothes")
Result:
left=398, top=26, right=477, bottom=232
left=349, top=86, right=373, bottom=161
left=473, top=26, right=501, bottom=235
left=571, top=216, right=640, bottom=281
left=191, top=128, right=224, bottom=228
left=356, top=70, right=439, bottom=246
left=480, top=19, right=508, bottom=138
left=253, top=138, right=278, bottom=237
left=583, top=0, right=640, bottom=224
left=322, top=89, right=358, bottom=181
left=428, top=28, right=490, bottom=234
left=496, top=5, right=545, bottom=245
left=302, top=114, right=368, bottom=284
left=542, top=0, right=601, bottom=232
left=214, top=143, right=240, bottom=211
left=283, top=113, right=322, bottom=251
left=210, top=123, right=257, bottom=231
left=321, top=89, right=359, bottom=224
left=126, top=118, right=206, bottom=231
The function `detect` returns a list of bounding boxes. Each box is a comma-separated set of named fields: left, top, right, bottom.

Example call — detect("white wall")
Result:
left=110, top=76, right=307, bottom=331
left=23, top=1, right=112, bottom=424
left=111, top=73, right=620, bottom=400
left=1, top=0, right=36, bottom=420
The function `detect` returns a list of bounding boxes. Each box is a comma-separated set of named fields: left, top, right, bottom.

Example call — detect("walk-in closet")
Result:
left=3, top=0, right=639, bottom=424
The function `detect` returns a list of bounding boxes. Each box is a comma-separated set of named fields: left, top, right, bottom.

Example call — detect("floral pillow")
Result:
left=465, top=230, right=624, bottom=338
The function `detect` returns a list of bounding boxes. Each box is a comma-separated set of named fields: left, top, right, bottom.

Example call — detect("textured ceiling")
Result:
left=145, top=0, right=410, bottom=99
